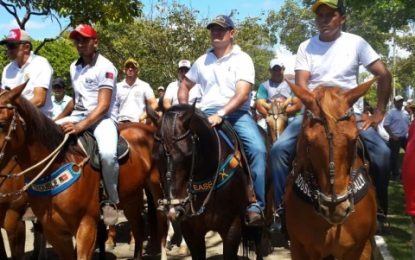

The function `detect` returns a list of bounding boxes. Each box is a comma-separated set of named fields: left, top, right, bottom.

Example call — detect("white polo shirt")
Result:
left=1, top=51, right=53, bottom=118
left=186, top=45, right=255, bottom=112
left=115, top=78, right=154, bottom=122
left=52, top=94, right=73, bottom=119
left=295, top=32, right=380, bottom=113
left=70, top=53, right=118, bottom=120
left=165, top=80, right=202, bottom=107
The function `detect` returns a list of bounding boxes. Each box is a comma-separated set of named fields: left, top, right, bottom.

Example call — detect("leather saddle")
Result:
left=78, top=131, right=129, bottom=170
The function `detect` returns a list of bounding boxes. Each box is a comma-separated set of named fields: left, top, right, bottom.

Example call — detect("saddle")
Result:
left=78, top=131, right=129, bottom=170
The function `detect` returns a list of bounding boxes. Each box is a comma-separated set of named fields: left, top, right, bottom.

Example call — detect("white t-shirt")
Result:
left=69, top=53, right=118, bottom=120
left=164, top=80, right=202, bottom=107
left=1, top=52, right=54, bottom=118
left=186, top=45, right=255, bottom=112
left=52, top=94, right=73, bottom=119
left=295, top=32, right=380, bottom=113
left=115, top=78, right=154, bottom=122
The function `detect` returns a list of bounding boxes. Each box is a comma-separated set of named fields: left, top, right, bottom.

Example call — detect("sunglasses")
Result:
left=5, top=42, right=24, bottom=50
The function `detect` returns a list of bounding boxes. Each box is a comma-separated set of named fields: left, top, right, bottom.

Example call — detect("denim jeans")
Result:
left=270, top=113, right=391, bottom=215
left=204, top=109, right=267, bottom=212
left=56, top=114, right=120, bottom=204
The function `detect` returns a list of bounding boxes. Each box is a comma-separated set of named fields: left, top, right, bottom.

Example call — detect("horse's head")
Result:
left=0, top=81, right=29, bottom=169
left=287, top=78, right=377, bottom=224
left=152, top=104, right=217, bottom=221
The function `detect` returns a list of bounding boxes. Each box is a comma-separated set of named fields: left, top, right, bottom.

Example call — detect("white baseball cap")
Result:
left=178, top=59, right=191, bottom=69
left=269, top=58, right=284, bottom=69
left=394, top=95, right=404, bottom=102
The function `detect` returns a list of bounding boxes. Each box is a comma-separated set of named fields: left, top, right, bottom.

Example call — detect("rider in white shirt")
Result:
left=1, top=28, right=54, bottom=118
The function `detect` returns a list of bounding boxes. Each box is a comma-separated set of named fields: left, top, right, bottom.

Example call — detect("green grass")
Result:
left=382, top=179, right=412, bottom=259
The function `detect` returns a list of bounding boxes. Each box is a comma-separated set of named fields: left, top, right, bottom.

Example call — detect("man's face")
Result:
left=315, top=5, right=345, bottom=41
left=53, top=86, right=65, bottom=101
left=209, top=24, right=234, bottom=48
left=73, top=35, right=97, bottom=57
left=178, top=67, right=189, bottom=81
left=270, top=66, right=284, bottom=82
left=124, top=64, right=139, bottom=78
left=5, top=41, right=30, bottom=60
left=395, top=100, right=404, bottom=110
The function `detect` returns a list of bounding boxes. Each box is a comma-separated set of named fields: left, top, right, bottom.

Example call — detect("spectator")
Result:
left=115, top=58, right=157, bottom=123
left=51, top=77, right=74, bottom=120
left=157, top=86, right=165, bottom=113
left=1, top=28, right=53, bottom=118
left=384, top=95, right=410, bottom=179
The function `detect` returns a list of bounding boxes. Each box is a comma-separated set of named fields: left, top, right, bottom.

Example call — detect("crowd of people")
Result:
left=1, top=0, right=415, bottom=257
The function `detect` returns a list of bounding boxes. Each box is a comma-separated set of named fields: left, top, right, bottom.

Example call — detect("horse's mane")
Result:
left=16, top=95, right=64, bottom=150
left=162, top=104, right=211, bottom=133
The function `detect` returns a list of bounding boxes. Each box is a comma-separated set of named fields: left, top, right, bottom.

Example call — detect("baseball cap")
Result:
left=207, top=15, right=235, bottom=30
left=178, top=60, right=191, bottom=69
left=394, top=95, right=404, bottom=102
left=52, top=78, right=65, bottom=88
left=312, top=0, right=346, bottom=14
left=69, top=24, right=97, bottom=39
left=269, top=58, right=284, bottom=69
left=0, top=28, right=31, bottom=44
left=124, top=58, right=139, bottom=68
left=157, top=86, right=165, bottom=91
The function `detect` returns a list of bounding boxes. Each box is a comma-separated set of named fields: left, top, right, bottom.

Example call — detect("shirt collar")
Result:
left=75, top=52, right=99, bottom=67
left=207, top=44, right=241, bottom=60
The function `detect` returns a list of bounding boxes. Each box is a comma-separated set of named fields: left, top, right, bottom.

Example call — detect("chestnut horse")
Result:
left=266, top=97, right=291, bottom=143
left=284, top=79, right=378, bottom=259
left=149, top=104, right=265, bottom=259
left=0, top=82, right=167, bottom=259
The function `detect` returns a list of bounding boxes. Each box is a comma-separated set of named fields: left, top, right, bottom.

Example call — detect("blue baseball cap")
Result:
left=207, top=15, right=235, bottom=30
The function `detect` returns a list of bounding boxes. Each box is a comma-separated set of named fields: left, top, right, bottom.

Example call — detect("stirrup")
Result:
left=100, top=200, right=118, bottom=226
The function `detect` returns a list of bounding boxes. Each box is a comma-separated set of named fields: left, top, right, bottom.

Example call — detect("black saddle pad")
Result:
left=78, top=131, right=129, bottom=170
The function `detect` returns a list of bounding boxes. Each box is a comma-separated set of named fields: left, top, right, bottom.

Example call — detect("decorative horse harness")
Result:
left=292, top=103, right=370, bottom=219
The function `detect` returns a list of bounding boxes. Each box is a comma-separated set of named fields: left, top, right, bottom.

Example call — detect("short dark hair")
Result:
left=52, top=77, right=65, bottom=88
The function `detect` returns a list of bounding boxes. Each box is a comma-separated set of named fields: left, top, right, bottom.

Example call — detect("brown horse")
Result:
left=284, top=79, right=378, bottom=259
left=0, top=82, right=167, bottom=259
left=149, top=104, right=265, bottom=260
left=266, top=97, right=291, bottom=144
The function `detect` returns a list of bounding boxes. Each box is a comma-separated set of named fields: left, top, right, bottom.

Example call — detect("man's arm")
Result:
left=30, top=87, right=47, bottom=107
left=54, top=99, right=74, bottom=121
left=61, top=88, right=112, bottom=134
left=163, top=97, right=173, bottom=110
left=178, top=77, right=195, bottom=104
left=363, top=60, right=392, bottom=130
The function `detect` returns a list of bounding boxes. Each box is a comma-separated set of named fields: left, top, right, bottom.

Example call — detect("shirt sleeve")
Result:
left=357, top=36, right=380, bottom=67
left=98, top=64, right=117, bottom=90
left=256, top=83, right=268, bottom=100
left=383, top=112, right=392, bottom=127
left=164, top=82, right=175, bottom=101
left=295, top=41, right=310, bottom=72
left=32, top=58, right=53, bottom=89
left=144, top=84, right=155, bottom=99
left=236, top=53, right=255, bottom=84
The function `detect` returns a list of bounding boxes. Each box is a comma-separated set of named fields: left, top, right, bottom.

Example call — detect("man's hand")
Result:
left=208, top=114, right=223, bottom=127
left=61, top=122, right=82, bottom=135
left=360, top=109, right=385, bottom=131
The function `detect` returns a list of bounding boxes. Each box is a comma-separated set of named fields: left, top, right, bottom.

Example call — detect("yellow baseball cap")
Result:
left=124, top=58, right=139, bottom=68
left=312, top=0, right=345, bottom=13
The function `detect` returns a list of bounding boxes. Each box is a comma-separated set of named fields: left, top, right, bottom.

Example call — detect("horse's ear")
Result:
left=285, top=79, right=315, bottom=109
left=182, top=102, right=196, bottom=125
left=344, top=77, right=379, bottom=107
left=7, top=80, right=29, bottom=102
left=146, top=104, right=160, bottom=127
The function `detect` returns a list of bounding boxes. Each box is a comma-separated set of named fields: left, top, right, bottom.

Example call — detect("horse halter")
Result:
left=0, top=103, right=20, bottom=164
left=304, top=101, right=357, bottom=219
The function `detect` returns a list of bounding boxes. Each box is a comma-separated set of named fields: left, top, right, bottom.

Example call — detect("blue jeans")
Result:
left=56, top=114, right=120, bottom=204
left=270, top=114, right=391, bottom=215
left=204, top=109, right=267, bottom=212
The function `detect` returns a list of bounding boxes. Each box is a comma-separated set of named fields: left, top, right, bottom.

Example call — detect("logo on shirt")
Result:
left=105, top=72, right=114, bottom=79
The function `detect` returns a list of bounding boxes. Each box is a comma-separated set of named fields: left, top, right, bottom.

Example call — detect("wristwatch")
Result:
left=217, top=109, right=226, bottom=118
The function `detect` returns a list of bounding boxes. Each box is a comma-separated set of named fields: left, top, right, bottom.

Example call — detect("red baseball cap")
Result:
left=69, top=24, right=97, bottom=39
left=0, top=28, right=31, bottom=44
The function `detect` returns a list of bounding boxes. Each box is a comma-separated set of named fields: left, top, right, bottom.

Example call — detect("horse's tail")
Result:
left=242, top=224, right=263, bottom=259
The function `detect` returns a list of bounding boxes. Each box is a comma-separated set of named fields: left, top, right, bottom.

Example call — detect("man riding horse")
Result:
left=178, top=14, right=267, bottom=226
left=271, top=0, right=392, bottom=230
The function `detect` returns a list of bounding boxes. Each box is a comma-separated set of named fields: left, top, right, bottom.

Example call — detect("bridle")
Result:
left=154, top=111, right=222, bottom=218
left=268, top=100, right=287, bottom=140
left=301, top=100, right=365, bottom=219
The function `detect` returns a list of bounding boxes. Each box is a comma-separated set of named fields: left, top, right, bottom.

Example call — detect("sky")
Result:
left=0, top=0, right=296, bottom=72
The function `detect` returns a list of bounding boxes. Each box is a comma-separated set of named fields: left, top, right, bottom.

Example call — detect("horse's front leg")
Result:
left=75, top=214, right=98, bottom=260
left=3, top=208, right=26, bottom=259
left=220, top=216, right=243, bottom=260
left=182, top=221, right=206, bottom=260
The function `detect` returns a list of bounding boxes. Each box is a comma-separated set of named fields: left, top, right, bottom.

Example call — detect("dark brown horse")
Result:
left=149, top=104, right=265, bottom=260
left=284, top=79, right=378, bottom=259
left=0, top=82, right=167, bottom=259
